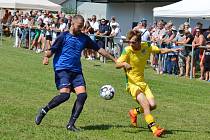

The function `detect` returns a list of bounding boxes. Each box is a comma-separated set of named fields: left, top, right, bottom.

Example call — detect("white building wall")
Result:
left=106, top=3, right=135, bottom=36
left=77, top=2, right=107, bottom=20
left=106, top=2, right=173, bottom=35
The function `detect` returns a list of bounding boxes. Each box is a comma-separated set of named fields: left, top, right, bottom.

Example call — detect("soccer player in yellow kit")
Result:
left=116, top=30, right=179, bottom=137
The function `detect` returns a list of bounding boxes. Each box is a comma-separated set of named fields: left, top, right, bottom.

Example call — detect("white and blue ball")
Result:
left=99, top=85, right=115, bottom=100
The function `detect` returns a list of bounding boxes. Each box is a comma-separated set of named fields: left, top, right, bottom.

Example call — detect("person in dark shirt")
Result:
left=204, top=47, right=210, bottom=81
left=203, top=26, right=210, bottom=44
left=177, top=29, right=194, bottom=78
left=35, top=15, right=116, bottom=132
left=96, top=19, right=111, bottom=49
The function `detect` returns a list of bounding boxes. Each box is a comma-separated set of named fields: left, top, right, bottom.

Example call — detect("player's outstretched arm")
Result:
left=115, top=62, right=132, bottom=70
left=159, top=48, right=181, bottom=54
left=97, top=48, right=117, bottom=63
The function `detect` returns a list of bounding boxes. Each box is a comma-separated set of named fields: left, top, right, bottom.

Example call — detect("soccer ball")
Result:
left=99, top=85, right=115, bottom=100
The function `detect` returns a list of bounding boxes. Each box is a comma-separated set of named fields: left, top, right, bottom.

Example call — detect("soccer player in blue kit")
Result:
left=35, top=15, right=117, bottom=131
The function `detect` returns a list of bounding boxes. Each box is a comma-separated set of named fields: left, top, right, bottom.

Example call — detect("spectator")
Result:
left=173, top=24, right=186, bottom=76
left=36, top=18, right=45, bottom=53
left=162, top=23, right=178, bottom=74
left=204, top=26, right=210, bottom=44
left=96, top=18, right=110, bottom=49
left=177, top=29, right=194, bottom=78
left=58, top=18, right=67, bottom=32
left=110, top=16, right=120, bottom=28
left=192, top=28, right=206, bottom=80
left=192, top=22, right=203, bottom=36
left=110, top=22, right=121, bottom=37
left=204, top=46, right=210, bottom=81
left=82, top=20, right=95, bottom=60
left=183, top=22, right=191, bottom=33
left=45, top=24, right=53, bottom=50
left=97, top=18, right=110, bottom=36
left=133, top=19, right=150, bottom=42
left=67, top=15, right=72, bottom=30
left=90, top=15, right=99, bottom=33
left=151, top=20, right=167, bottom=74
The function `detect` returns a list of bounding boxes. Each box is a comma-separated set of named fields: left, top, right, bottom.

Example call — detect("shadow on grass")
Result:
left=80, top=124, right=119, bottom=130
left=94, top=64, right=101, bottom=67
left=161, top=128, right=203, bottom=138
left=48, top=124, right=210, bottom=136
left=165, top=129, right=197, bottom=134
left=122, top=126, right=149, bottom=133
left=80, top=124, right=148, bottom=132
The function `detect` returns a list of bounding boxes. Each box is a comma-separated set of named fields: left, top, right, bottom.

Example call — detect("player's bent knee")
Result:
left=59, top=87, right=71, bottom=93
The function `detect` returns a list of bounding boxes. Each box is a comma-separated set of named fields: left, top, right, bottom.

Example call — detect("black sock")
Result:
left=68, top=93, right=87, bottom=126
left=44, top=93, right=70, bottom=112
left=43, top=106, right=50, bottom=113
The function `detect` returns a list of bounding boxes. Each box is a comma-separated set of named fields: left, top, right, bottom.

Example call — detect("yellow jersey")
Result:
left=117, top=42, right=160, bottom=84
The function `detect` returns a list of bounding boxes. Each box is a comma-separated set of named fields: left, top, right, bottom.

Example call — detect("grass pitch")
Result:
left=0, top=37, right=210, bottom=140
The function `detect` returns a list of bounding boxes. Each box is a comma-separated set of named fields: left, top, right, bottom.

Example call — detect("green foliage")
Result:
left=0, top=37, right=210, bottom=140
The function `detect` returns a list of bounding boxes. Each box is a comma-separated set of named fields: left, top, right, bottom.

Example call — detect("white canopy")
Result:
left=0, top=0, right=61, bottom=11
left=153, top=0, right=210, bottom=18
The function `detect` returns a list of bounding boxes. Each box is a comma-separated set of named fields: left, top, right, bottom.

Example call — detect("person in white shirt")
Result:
left=43, top=14, right=50, bottom=25
left=20, top=15, right=29, bottom=48
left=133, top=19, right=150, bottom=42
left=110, top=23, right=121, bottom=37
left=110, top=23, right=122, bottom=58
left=59, top=18, right=67, bottom=32
left=90, top=15, right=99, bottom=33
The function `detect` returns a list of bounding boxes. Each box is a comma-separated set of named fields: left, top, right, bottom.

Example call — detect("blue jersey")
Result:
left=50, top=31, right=100, bottom=73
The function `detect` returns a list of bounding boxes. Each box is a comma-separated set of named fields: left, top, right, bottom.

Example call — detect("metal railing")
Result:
left=92, top=34, right=124, bottom=63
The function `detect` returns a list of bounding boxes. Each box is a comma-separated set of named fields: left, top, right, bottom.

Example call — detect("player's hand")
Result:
left=123, top=62, right=132, bottom=70
left=113, top=58, right=118, bottom=64
left=43, top=57, right=49, bottom=65
left=172, top=48, right=182, bottom=52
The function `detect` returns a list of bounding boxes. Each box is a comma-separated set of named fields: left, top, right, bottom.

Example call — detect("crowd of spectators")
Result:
left=0, top=11, right=122, bottom=59
left=1, top=9, right=210, bottom=81
left=133, top=19, right=210, bottom=81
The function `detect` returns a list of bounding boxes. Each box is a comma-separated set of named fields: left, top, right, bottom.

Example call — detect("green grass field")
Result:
left=0, top=38, right=210, bottom=140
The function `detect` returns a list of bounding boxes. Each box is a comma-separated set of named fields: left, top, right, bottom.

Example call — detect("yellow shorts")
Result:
left=127, top=82, right=154, bottom=100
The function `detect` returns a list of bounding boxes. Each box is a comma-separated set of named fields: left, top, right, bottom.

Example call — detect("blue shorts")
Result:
left=55, top=69, right=86, bottom=91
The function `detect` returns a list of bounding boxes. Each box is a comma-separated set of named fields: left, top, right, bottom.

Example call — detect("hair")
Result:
left=92, top=15, right=96, bottom=19
left=196, top=22, right=203, bottom=26
left=141, top=20, right=147, bottom=27
left=59, top=18, right=64, bottom=22
left=111, top=16, right=116, bottom=21
left=72, top=14, right=84, bottom=22
left=126, top=30, right=141, bottom=42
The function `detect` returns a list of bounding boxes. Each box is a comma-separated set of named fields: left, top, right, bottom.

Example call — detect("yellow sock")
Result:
left=145, top=114, right=157, bottom=133
left=132, top=108, right=138, bottom=115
